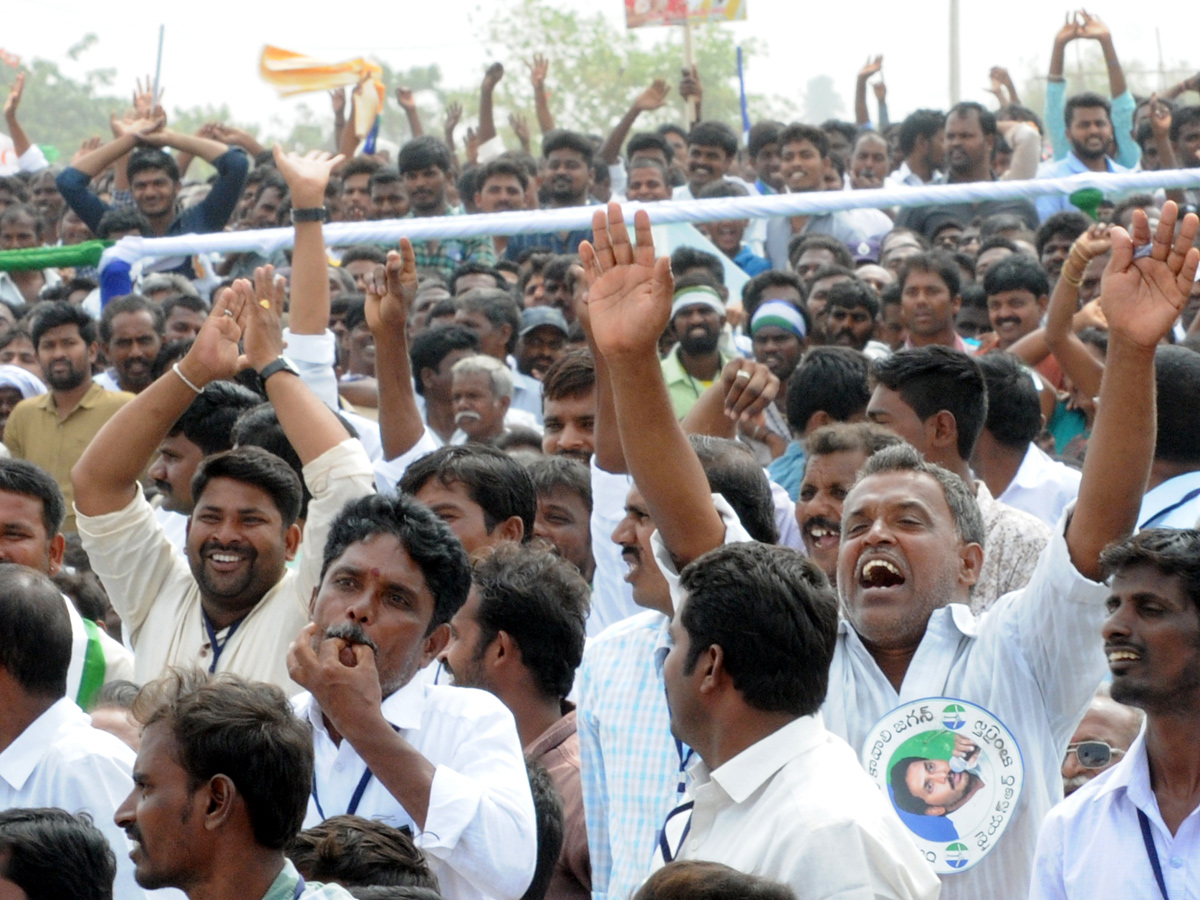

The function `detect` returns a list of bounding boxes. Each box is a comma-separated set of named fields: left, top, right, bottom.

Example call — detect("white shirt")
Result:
left=1138, top=470, right=1200, bottom=530
left=822, top=509, right=1109, bottom=900
left=1030, top=726, right=1200, bottom=900
left=283, top=330, right=383, bottom=462
left=0, top=267, right=60, bottom=308
left=0, top=698, right=161, bottom=900
left=656, top=713, right=941, bottom=900
left=298, top=678, right=538, bottom=900
left=997, top=444, right=1081, bottom=528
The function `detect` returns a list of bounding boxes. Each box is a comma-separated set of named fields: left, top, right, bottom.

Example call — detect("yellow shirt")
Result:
left=3, top=382, right=134, bottom=533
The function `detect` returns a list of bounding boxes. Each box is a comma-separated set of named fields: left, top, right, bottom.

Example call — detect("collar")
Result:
left=0, top=697, right=81, bottom=790
left=260, top=859, right=303, bottom=900
left=305, top=675, right=427, bottom=737
left=837, top=600, right=979, bottom=642
left=36, top=381, right=106, bottom=413
left=705, top=714, right=828, bottom=804
left=1139, top=470, right=1200, bottom=525
left=904, top=333, right=971, bottom=354
left=524, top=706, right=577, bottom=758
left=1011, top=443, right=1058, bottom=489
left=652, top=614, right=673, bottom=676
left=661, top=345, right=730, bottom=386
left=1093, top=723, right=1148, bottom=802
left=1064, top=151, right=1118, bottom=174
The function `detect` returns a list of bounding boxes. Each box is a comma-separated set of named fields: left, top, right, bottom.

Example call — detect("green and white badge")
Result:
left=861, top=698, right=1024, bottom=874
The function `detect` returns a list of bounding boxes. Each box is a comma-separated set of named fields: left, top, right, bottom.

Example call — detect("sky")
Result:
left=6, top=0, right=1198, bottom=138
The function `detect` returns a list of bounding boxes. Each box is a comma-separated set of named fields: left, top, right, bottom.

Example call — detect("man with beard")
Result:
left=398, top=137, right=495, bottom=281
left=288, top=491, right=538, bottom=900
left=95, top=294, right=164, bottom=394
left=660, top=281, right=734, bottom=420
left=849, top=132, right=890, bottom=191
left=886, top=109, right=946, bottom=188
left=506, top=131, right=599, bottom=260
left=72, top=153, right=375, bottom=691
left=897, top=103, right=1038, bottom=241
left=748, top=296, right=808, bottom=451
left=1036, top=93, right=1132, bottom=221
left=825, top=279, right=890, bottom=359
left=3, top=302, right=133, bottom=533
left=1031, top=528, right=1200, bottom=899
left=441, top=542, right=592, bottom=900
left=516, top=308, right=569, bottom=380
left=369, top=168, right=409, bottom=221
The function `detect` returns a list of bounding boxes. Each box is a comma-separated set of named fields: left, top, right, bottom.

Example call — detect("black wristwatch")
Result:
left=290, top=207, right=328, bottom=224
left=258, top=356, right=300, bottom=383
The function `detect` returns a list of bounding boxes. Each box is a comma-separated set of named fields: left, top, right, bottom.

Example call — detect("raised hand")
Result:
left=579, top=203, right=674, bottom=360
left=1072, top=222, right=1114, bottom=263
left=180, top=283, right=250, bottom=385
left=239, top=267, right=287, bottom=372
left=872, top=79, right=887, bottom=103
left=1075, top=8, right=1111, bottom=41
left=287, top=622, right=383, bottom=727
left=4, top=72, right=25, bottom=121
left=133, top=75, right=164, bottom=118
left=363, top=240, right=418, bottom=335
left=393, top=86, right=417, bottom=112
left=858, top=55, right=883, bottom=81
left=482, top=62, right=504, bottom=92
left=70, top=136, right=101, bottom=165
left=679, top=66, right=703, bottom=102
left=111, top=109, right=166, bottom=140
left=1101, top=202, right=1200, bottom=350
left=1055, top=11, right=1081, bottom=45
left=1148, top=93, right=1172, bottom=141
left=465, top=126, right=480, bottom=165
left=634, top=79, right=670, bottom=112
left=330, top=87, right=346, bottom=118
left=718, top=359, right=779, bottom=424
left=444, top=101, right=463, bottom=146
left=509, top=112, right=531, bottom=151
left=527, top=54, right=550, bottom=90
left=273, top=145, right=343, bottom=207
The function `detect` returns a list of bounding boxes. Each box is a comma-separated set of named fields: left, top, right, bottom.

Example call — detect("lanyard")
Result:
left=201, top=610, right=245, bottom=675
left=1138, top=809, right=1170, bottom=900
left=311, top=723, right=402, bottom=820
left=1140, top=487, right=1200, bottom=530
left=293, top=875, right=306, bottom=900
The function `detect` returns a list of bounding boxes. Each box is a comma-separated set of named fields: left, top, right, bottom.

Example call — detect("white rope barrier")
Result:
left=103, top=168, right=1200, bottom=264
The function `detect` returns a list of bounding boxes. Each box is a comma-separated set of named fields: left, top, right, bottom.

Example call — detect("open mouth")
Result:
left=620, top=547, right=640, bottom=581
left=857, top=556, right=906, bottom=591
left=1106, top=646, right=1141, bottom=671
left=804, top=519, right=840, bottom=551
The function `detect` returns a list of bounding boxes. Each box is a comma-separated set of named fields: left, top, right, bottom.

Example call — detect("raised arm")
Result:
left=477, top=63, right=504, bottom=145
left=395, top=86, right=424, bottom=138
left=73, top=288, right=250, bottom=516
left=1046, top=13, right=1079, bottom=161
left=363, top=242, right=426, bottom=460
left=143, top=125, right=232, bottom=166
left=572, top=271, right=624, bottom=474
left=70, top=112, right=165, bottom=179
left=855, top=56, right=883, bottom=127
left=1077, top=11, right=1127, bottom=99
left=527, top=54, right=555, bottom=134
left=1147, top=96, right=1186, bottom=205
left=1047, top=224, right=1109, bottom=403
left=3, top=73, right=34, bottom=160
left=274, top=146, right=343, bottom=336
left=680, top=359, right=779, bottom=442
left=599, top=80, right=670, bottom=166
left=679, top=66, right=703, bottom=128
left=1065, top=203, right=1199, bottom=578
left=581, top=204, right=725, bottom=566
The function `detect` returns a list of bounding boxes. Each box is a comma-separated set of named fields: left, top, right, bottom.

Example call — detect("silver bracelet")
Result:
left=172, top=362, right=203, bottom=394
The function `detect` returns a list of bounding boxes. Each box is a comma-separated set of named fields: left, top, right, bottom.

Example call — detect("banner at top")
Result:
left=624, top=0, right=747, bottom=28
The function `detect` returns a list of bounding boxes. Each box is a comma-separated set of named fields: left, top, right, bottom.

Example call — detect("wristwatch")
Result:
left=290, top=207, right=328, bottom=224
left=258, top=356, right=300, bottom=383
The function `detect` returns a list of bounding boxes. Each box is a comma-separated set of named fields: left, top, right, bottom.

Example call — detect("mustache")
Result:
left=1063, top=774, right=1092, bottom=795
left=454, top=410, right=482, bottom=424
left=804, top=516, right=841, bottom=533
left=322, top=622, right=379, bottom=655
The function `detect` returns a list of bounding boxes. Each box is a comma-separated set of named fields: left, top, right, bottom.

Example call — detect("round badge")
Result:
left=861, top=697, right=1024, bottom=875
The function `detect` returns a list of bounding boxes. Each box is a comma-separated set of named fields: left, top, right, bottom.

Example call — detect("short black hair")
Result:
left=686, top=121, right=738, bottom=157
left=524, top=761, right=564, bottom=900
left=898, top=109, right=946, bottom=156
left=322, top=491, right=473, bottom=631
left=541, top=348, right=595, bottom=403
left=471, top=543, right=589, bottom=699
left=192, top=445, right=304, bottom=527
left=1169, top=104, right=1200, bottom=145
left=168, top=381, right=262, bottom=455
left=826, top=279, right=880, bottom=318
left=786, top=347, right=871, bottom=435
left=399, top=444, right=537, bottom=543
left=741, top=270, right=805, bottom=321
left=289, top=815, right=439, bottom=890
left=982, top=254, right=1050, bottom=298
left=787, top=233, right=855, bottom=272
left=127, top=148, right=180, bottom=183
left=98, top=293, right=165, bottom=344
left=477, top=157, right=530, bottom=192
left=626, top=131, right=676, bottom=163
left=899, top=250, right=962, bottom=299
left=1064, top=91, right=1112, bottom=127
left=1101, top=528, right=1200, bottom=617
left=456, top=288, right=522, bottom=355
left=451, top=261, right=507, bottom=293
left=1155, top=345, right=1200, bottom=465
left=1034, top=211, right=1091, bottom=259
left=689, top=435, right=778, bottom=544
left=0, top=808, right=116, bottom=900
left=670, top=246, right=724, bottom=286
left=947, top=101, right=997, bottom=138
left=30, top=300, right=96, bottom=349
left=409, top=325, right=479, bottom=396
left=747, top=120, right=784, bottom=158
left=341, top=245, right=388, bottom=268
left=977, top=352, right=1042, bottom=449
left=0, top=566, right=72, bottom=697
left=679, top=542, right=838, bottom=716
left=779, top=123, right=829, bottom=158
left=96, top=207, right=152, bottom=239
left=872, top=346, right=988, bottom=461
left=526, top=455, right=592, bottom=512
left=133, top=670, right=314, bottom=850
left=0, top=458, right=67, bottom=535
left=542, top=130, right=595, bottom=166
left=398, top=136, right=454, bottom=175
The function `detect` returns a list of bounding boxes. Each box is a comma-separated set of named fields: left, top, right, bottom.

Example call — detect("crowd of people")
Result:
left=1, top=9, right=1200, bottom=900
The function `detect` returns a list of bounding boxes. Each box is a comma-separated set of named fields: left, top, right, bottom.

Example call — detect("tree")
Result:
left=799, top=74, right=846, bottom=124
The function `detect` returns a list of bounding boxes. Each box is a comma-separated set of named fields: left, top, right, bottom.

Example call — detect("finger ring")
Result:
left=259, top=299, right=271, bottom=308
left=222, top=309, right=234, bottom=317
left=735, top=370, right=751, bottom=381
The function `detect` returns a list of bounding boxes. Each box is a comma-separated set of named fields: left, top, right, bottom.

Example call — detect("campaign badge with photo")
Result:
left=861, top=698, right=1024, bottom=874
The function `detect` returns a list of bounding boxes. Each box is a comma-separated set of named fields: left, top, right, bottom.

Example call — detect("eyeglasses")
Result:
left=1066, top=741, right=1127, bottom=769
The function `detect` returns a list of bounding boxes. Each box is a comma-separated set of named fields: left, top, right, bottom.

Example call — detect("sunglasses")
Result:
left=1066, top=740, right=1127, bottom=769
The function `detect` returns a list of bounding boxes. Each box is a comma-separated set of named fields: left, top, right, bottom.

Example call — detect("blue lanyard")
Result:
left=293, top=875, right=306, bottom=900
left=201, top=610, right=245, bottom=674
left=1138, top=809, right=1170, bottom=900
left=1140, top=487, right=1200, bottom=530
left=311, top=723, right=402, bottom=819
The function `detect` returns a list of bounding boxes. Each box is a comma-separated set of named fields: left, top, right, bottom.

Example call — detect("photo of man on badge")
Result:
left=891, top=733, right=987, bottom=817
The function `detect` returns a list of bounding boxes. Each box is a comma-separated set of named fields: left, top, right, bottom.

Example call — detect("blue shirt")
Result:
left=1035, top=151, right=1132, bottom=221
left=731, top=244, right=771, bottom=276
